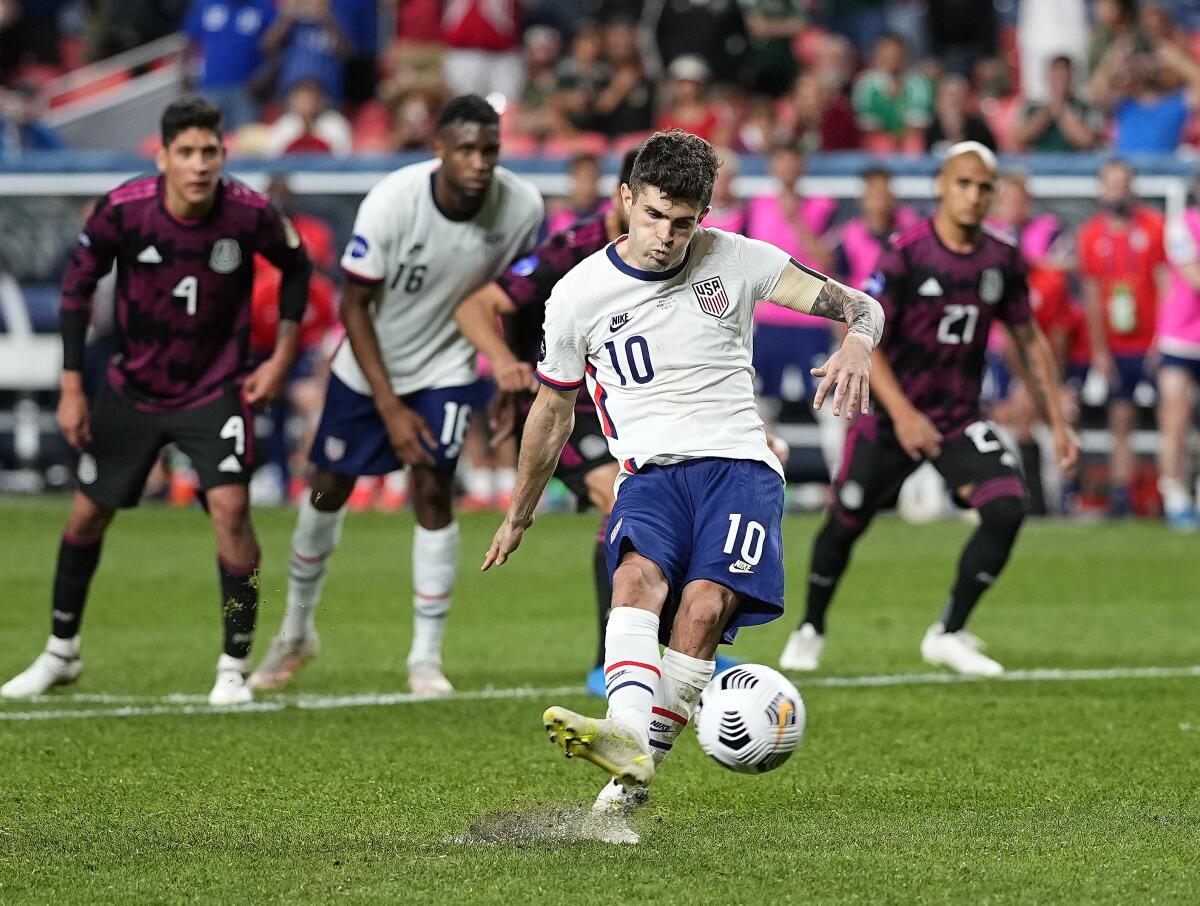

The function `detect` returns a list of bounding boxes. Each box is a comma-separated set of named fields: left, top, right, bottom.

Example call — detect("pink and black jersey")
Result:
left=61, top=175, right=310, bottom=412
left=869, top=219, right=1031, bottom=434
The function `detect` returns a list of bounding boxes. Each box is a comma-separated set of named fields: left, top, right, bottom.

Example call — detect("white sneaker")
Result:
left=779, top=623, right=825, bottom=672
left=920, top=623, right=1004, bottom=677
left=209, top=654, right=253, bottom=706
left=408, top=659, right=454, bottom=696
left=248, top=632, right=320, bottom=691
left=1, top=637, right=83, bottom=699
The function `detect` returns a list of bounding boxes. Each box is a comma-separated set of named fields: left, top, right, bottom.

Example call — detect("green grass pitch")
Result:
left=0, top=499, right=1196, bottom=904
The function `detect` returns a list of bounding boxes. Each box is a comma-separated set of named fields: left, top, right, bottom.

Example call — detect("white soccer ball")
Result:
left=695, top=664, right=806, bottom=774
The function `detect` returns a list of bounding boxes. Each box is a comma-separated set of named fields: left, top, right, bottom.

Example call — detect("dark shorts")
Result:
left=78, top=382, right=254, bottom=509
left=1108, top=354, right=1153, bottom=402
left=517, top=403, right=614, bottom=507
left=752, top=323, right=832, bottom=403
left=309, top=373, right=483, bottom=476
left=832, top=414, right=1026, bottom=530
left=606, top=458, right=786, bottom=646
left=1159, top=353, right=1200, bottom=384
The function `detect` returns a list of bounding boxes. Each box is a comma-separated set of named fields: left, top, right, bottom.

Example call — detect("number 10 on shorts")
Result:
left=723, top=513, right=766, bottom=566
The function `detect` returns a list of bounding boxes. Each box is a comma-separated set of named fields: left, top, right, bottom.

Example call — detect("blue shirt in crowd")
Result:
left=183, top=0, right=276, bottom=89
left=1114, top=90, right=1191, bottom=155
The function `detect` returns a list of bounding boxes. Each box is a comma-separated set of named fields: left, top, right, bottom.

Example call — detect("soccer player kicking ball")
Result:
left=779, top=142, right=1081, bottom=677
left=2, top=98, right=312, bottom=705
left=250, top=96, right=543, bottom=695
left=481, top=131, right=883, bottom=808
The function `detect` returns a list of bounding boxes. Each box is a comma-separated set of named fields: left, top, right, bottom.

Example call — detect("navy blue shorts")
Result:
left=310, top=374, right=482, bottom=475
left=752, top=323, right=832, bottom=403
left=1160, top=353, right=1200, bottom=383
left=1109, top=354, right=1153, bottom=402
left=606, top=458, right=786, bottom=645
left=1065, top=362, right=1090, bottom=393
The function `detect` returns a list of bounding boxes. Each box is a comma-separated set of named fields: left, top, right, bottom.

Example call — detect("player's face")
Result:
left=621, top=184, right=708, bottom=271
left=156, top=127, right=224, bottom=208
left=936, top=154, right=996, bottom=229
left=435, top=121, right=501, bottom=200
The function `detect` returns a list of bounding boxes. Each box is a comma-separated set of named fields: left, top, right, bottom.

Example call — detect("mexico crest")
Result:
left=691, top=276, right=729, bottom=318
left=209, top=238, right=242, bottom=274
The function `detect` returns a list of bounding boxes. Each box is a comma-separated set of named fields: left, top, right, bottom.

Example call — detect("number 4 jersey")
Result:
left=535, top=228, right=791, bottom=483
left=868, top=218, right=1031, bottom=434
left=336, top=159, right=544, bottom=396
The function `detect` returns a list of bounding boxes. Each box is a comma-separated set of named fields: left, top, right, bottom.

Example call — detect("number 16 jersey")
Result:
left=535, top=227, right=790, bottom=483
left=336, top=159, right=544, bottom=396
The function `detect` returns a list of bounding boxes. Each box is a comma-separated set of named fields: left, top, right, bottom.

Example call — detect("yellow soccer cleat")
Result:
left=543, top=706, right=655, bottom=789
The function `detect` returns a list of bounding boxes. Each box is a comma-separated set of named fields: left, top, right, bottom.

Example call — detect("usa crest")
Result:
left=209, top=238, right=242, bottom=274
left=691, top=276, right=729, bottom=318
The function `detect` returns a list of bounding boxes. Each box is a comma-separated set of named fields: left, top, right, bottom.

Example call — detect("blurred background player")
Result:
left=1077, top=159, right=1166, bottom=518
left=832, top=167, right=919, bottom=294
left=1, top=97, right=312, bottom=705
left=250, top=95, right=543, bottom=695
left=780, top=142, right=1080, bottom=678
left=1157, top=170, right=1200, bottom=531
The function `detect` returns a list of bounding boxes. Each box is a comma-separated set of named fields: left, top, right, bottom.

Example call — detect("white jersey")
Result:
left=536, top=228, right=791, bottom=484
left=335, top=159, right=543, bottom=396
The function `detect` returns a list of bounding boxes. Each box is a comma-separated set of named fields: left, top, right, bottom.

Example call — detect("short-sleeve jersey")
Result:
left=1076, top=206, right=1165, bottom=356
left=535, top=228, right=790, bottom=483
left=869, top=219, right=1031, bottom=434
left=60, top=175, right=307, bottom=412
left=335, top=159, right=544, bottom=396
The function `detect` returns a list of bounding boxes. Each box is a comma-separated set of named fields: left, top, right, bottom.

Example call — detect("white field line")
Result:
left=1, top=668, right=1197, bottom=722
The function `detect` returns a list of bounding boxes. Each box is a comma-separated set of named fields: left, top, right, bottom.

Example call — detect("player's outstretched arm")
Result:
left=1006, top=320, right=1081, bottom=474
left=765, top=260, right=885, bottom=418
left=482, top=383, right=577, bottom=571
left=454, top=282, right=532, bottom=392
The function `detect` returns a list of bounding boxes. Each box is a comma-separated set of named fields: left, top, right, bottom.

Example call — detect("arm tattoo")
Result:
left=811, top=279, right=886, bottom=347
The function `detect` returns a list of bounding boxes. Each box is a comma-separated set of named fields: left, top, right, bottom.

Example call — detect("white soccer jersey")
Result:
left=335, top=159, right=543, bottom=396
left=536, top=228, right=792, bottom=483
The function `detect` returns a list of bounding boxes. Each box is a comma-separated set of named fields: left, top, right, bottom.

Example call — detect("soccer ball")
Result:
left=695, top=664, right=805, bottom=774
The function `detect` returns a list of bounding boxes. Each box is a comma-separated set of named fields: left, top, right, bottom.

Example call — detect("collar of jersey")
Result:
left=606, top=239, right=692, bottom=282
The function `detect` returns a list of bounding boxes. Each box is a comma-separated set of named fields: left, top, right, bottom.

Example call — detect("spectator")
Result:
left=1012, top=55, right=1101, bottom=153
left=552, top=22, right=609, bottom=134
left=510, top=25, right=563, bottom=143
left=441, top=0, right=523, bottom=102
left=738, top=0, right=805, bottom=97
left=262, top=0, right=350, bottom=103
left=1016, top=0, right=1087, bottom=103
left=594, top=18, right=654, bottom=138
left=1091, top=37, right=1200, bottom=154
left=654, top=56, right=720, bottom=144
left=924, top=73, right=997, bottom=154
left=547, top=152, right=604, bottom=233
left=705, top=148, right=748, bottom=234
left=778, top=71, right=860, bottom=153
left=809, top=32, right=857, bottom=99
left=819, top=0, right=887, bottom=59
left=927, top=0, right=1000, bottom=78
left=1156, top=170, right=1200, bottom=530
left=1088, top=0, right=1154, bottom=75
left=333, top=0, right=379, bottom=106
left=387, top=84, right=445, bottom=151
left=183, top=0, right=276, bottom=130
left=1077, top=159, right=1166, bottom=516
left=0, top=0, right=66, bottom=78
left=0, top=84, right=67, bottom=154
left=265, top=77, right=353, bottom=156
left=851, top=32, right=932, bottom=155
left=651, top=0, right=749, bottom=89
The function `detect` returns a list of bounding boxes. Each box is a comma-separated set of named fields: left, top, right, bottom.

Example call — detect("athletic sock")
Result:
left=219, top=553, right=260, bottom=659
left=1159, top=476, right=1191, bottom=514
left=1018, top=441, right=1046, bottom=516
left=649, top=649, right=715, bottom=765
left=51, top=532, right=102, bottom=640
left=592, top=518, right=612, bottom=669
left=802, top=516, right=858, bottom=635
left=408, top=521, right=459, bottom=667
left=282, top=497, right=346, bottom=641
left=941, top=497, right=1024, bottom=633
left=603, top=607, right=661, bottom=747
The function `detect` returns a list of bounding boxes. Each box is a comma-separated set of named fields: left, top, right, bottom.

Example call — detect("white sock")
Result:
left=283, top=497, right=346, bottom=640
left=462, top=464, right=493, bottom=499
left=604, top=607, right=661, bottom=748
left=494, top=467, right=517, bottom=495
left=408, top=522, right=460, bottom=667
left=46, top=634, right=79, bottom=659
left=649, top=648, right=715, bottom=765
left=1159, top=476, right=1191, bottom=514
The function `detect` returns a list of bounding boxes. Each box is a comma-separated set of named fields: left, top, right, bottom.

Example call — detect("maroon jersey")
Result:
left=61, top=176, right=309, bottom=412
left=869, top=219, right=1031, bottom=434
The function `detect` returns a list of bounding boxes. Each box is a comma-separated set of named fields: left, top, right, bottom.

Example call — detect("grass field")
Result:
left=0, top=498, right=1197, bottom=904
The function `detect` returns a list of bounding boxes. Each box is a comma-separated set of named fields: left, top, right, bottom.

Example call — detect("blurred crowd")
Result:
left=4, top=1, right=1200, bottom=158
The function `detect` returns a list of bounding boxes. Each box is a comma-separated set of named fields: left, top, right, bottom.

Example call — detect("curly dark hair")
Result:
left=629, top=130, right=719, bottom=210
left=161, top=96, right=223, bottom=147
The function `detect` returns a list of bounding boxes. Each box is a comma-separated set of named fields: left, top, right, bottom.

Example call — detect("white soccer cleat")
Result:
left=408, top=659, right=454, bottom=696
left=543, top=706, right=655, bottom=789
left=593, top=778, right=650, bottom=815
left=1, top=637, right=83, bottom=699
left=920, top=623, right=1005, bottom=677
left=248, top=632, right=321, bottom=691
left=779, top=623, right=825, bottom=672
left=209, top=654, right=253, bottom=706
